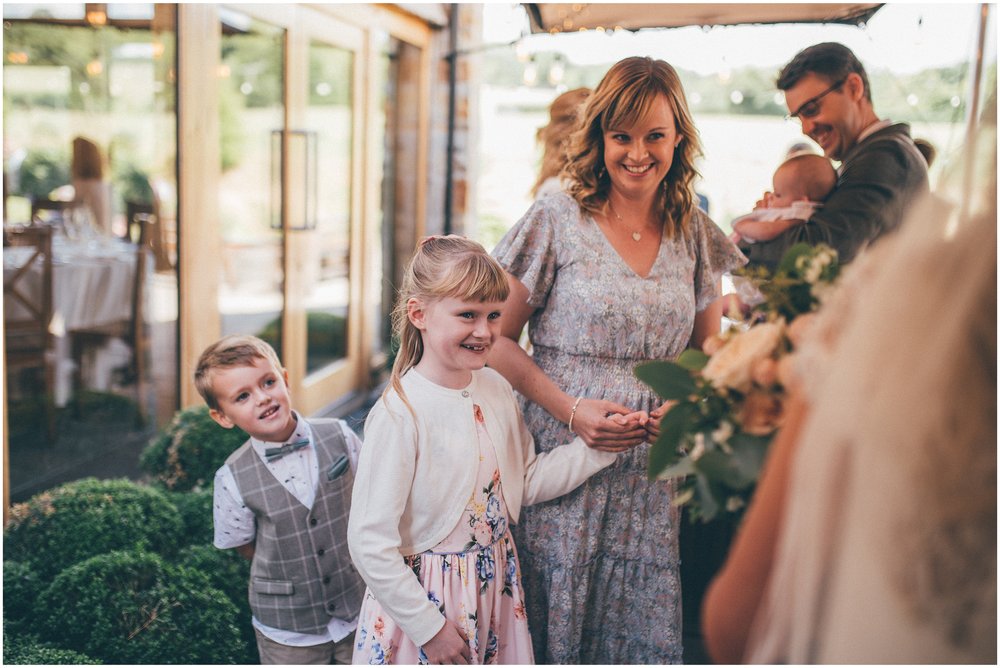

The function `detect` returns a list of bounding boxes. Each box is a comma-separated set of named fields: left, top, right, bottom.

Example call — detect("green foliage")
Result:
left=16, top=149, right=70, bottom=198
left=3, top=561, right=44, bottom=636
left=634, top=359, right=698, bottom=401
left=477, top=212, right=516, bottom=257
left=3, top=24, right=100, bottom=111
left=736, top=243, right=840, bottom=321
left=478, top=46, right=973, bottom=123
left=257, top=311, right=348, bottom=370
left=166, top=488, right=215, bottom=546
left=218, top=79, right=246, bottom=173
left=177, top=544, right=258, bottom=664
left=3, top=478, right=184, bottom=579
left=70, top=389, right=142, bottom=426
left=222, top=32, right=284, bottom=110
left=3, top=632, right=101, bottom=665
left=637, top=244, right=841, bottom=523
left=177, top=545, right=252, bottom=616
left=4, top=395, right=51, bottom=445
left=638, top=354, right=772, bottom=523
left=113, top=162, right=155, bottom=206
left=36, top=550, right=244, bottom=664
left=140, top=406, right=248, bottom=492
left=308, top=46, right=353, bottom=106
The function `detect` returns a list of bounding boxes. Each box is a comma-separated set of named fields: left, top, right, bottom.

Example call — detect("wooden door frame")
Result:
left=176, top=3, right=433, bottom=412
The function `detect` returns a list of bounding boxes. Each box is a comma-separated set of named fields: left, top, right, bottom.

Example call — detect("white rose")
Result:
left=804, top=258, right=823, bottom=284
left=702, top=320, right=785, bottom=393
left=711, top=420, right=734, bottom=444
left=726, top=496, right=746, bottom=512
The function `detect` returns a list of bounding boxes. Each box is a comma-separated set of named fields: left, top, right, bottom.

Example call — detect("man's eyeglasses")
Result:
left=785, top=79, right=846, bottom=121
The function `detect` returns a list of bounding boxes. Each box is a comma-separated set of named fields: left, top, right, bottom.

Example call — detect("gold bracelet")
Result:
left=567, top=396, right=583, bottom=434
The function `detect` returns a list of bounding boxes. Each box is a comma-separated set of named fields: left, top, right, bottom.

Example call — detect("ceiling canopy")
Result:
left=523, top=3, right=883, bottom=34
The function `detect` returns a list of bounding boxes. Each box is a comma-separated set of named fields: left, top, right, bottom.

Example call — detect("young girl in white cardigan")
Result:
left=348, top=236, right=638, bottom=664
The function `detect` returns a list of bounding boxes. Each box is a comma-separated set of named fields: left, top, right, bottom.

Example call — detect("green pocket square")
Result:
left=327, top=455, right=349, bottom=480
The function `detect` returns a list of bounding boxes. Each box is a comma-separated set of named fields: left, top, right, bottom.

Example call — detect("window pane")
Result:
left=3, top=4, right=85, bottom=20
left=303, top=39, right=352, bottom=374
left=3, top=7, right=178, bottom=501
left=217, top=14, right=286, bottom=354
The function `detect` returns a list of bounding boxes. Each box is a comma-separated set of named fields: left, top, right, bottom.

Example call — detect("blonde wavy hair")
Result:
left=387, top=235, right=510, bottom=414
left=565, top=57, right=703, bottom=239
left=531, top=87, right=590, bottom=198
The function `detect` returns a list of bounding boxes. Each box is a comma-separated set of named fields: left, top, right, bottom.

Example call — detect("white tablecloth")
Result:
left=4, top=235, right=141, bottom=405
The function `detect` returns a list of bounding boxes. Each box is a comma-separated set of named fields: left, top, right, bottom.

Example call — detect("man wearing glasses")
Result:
left=739, top=42, right=929, bottom=270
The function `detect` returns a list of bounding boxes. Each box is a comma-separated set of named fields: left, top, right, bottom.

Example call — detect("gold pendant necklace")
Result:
left=607, top=201, right=643, bottom=241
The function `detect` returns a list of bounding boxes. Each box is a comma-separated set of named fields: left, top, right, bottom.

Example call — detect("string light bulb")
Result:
left=85, top=8, right=107, bottom=26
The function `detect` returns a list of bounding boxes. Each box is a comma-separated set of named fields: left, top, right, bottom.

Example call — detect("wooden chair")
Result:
left=126, top=196, right=172, bottom=272
left=69, top=215, right=150, bottom=421
left=30, top=196, right=78, bottom=233
left=3, top=224, right=56, bottom=436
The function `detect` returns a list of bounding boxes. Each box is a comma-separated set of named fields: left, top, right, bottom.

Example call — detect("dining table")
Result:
left=4, top=232, right=144, bottom=406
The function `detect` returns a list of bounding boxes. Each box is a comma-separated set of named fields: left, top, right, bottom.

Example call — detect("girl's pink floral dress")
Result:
left=352, top=404, right=534, bottom=664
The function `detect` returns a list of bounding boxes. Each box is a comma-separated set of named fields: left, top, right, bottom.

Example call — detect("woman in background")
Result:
left=531, top=87, right=590, bottom=200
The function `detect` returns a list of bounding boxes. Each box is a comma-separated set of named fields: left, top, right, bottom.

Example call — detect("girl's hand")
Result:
left=644, top=400, right=677, bottom=443
left=573, top=399, right=649, bottom=452
left=422, top=620, right=471, bottom=664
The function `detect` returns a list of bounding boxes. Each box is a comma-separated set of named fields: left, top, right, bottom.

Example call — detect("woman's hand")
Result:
left=573, top=399, right=649, bottom=452
left=644, top=400, right=676, bottom=443
left=422, top=620, right=471, bottom=664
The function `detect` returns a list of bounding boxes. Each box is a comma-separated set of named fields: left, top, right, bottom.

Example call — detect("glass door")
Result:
left=218, top=6, right=365, bottom=414
left=287, top=14, right=364, bottom=413
left=298, top=38, right=355, bottom=388
left=216, top=8, right=286, bottom=359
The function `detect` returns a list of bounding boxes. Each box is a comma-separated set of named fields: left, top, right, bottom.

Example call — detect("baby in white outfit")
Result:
left=731, top=153, right=836, bottom=244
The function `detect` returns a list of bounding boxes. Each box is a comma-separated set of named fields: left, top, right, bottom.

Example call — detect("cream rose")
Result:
left=702, top=320, right=785, bottom=393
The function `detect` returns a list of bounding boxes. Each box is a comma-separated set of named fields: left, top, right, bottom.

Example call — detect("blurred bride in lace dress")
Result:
left=703, top=94, right=996, bottom=664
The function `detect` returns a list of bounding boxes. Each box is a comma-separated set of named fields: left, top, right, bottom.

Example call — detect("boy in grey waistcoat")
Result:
left=196, top=335, right=365, bottom=664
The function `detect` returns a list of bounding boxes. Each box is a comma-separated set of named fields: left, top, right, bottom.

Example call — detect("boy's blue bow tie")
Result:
left=264, top=439, right=310, bottom=462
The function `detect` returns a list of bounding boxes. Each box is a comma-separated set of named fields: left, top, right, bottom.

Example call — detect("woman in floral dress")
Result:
left=490, top=57, right=745, bottom=663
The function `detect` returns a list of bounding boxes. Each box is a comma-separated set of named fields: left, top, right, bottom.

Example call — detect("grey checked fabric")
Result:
left=228, top=418, right=365, bottom=634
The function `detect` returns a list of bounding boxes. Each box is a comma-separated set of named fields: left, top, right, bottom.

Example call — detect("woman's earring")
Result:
left=597, top=165, right=606, bottom=179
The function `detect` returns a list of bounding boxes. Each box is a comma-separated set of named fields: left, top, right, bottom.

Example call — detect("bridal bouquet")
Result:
left=636, top=243, right=840, bottom=523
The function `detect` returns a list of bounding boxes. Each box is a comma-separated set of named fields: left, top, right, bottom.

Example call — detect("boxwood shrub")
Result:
left=36, top=550, right=244, bottom=664
left=140, top=406, right=247, bottom=492
left=178, top=544, right=258, bottom=663
left=3, top=478, right=184, bottom=579
left=166, top=488, right=215, bottom=547
left=3, top=633, right=100, bottom=665
left=3, top=561, right=43, bottom=635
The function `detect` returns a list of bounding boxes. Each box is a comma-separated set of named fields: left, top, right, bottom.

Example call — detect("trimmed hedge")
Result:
left=36, top=550, right=244, bottom=664
left=166, top=488, right=215, bottom=546
left=3, top=561, right=43, bottom=636
left=140, top=406, right=248, bottom=492
left=258, top=311, right=347, bottom=371
left=178, top=544, right=258, bottom=664
left=3, top=478, right=184, bottom=579
left=3, top=633, right=101, bottom=665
